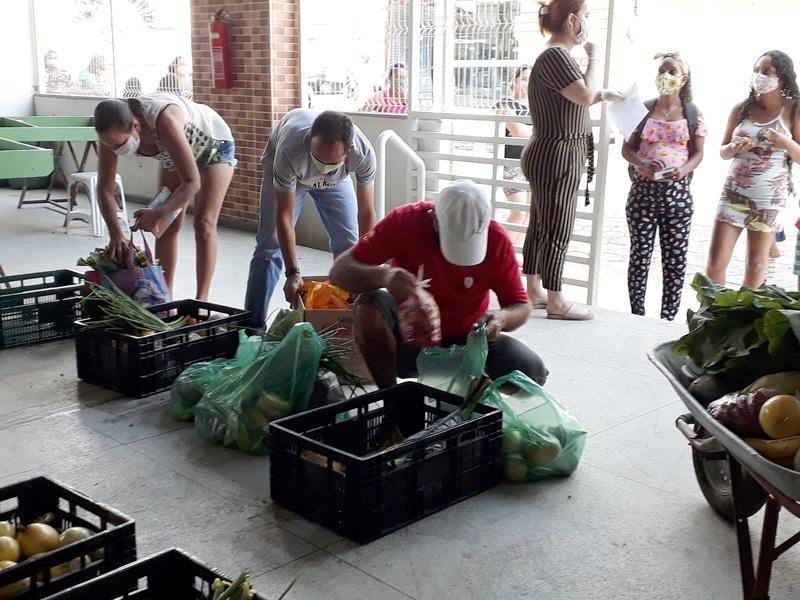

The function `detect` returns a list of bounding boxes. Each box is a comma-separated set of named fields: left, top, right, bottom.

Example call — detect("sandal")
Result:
left=547, top=303, right=594, bottom=321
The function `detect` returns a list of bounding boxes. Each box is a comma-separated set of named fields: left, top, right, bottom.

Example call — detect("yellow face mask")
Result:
left=311, top=154, right=343, bottom=175
left=655, top=72, right=682, bottom=96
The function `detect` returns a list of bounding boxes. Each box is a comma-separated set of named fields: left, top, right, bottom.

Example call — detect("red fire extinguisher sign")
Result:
left=209, top=9, right=231, bottom=89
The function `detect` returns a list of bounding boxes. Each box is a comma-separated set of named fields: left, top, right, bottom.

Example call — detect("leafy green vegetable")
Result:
left=77, top=247, right=155, bottom=271
left=672, top=273, right=800, bottom=376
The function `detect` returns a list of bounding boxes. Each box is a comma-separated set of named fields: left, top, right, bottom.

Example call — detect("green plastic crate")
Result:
left=0, top=270, right=85, bottom=348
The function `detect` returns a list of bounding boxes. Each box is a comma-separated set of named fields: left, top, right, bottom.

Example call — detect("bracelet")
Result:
left=587, top=56, right=598, bottom=61
left=285, top=267, right=301, bottom=277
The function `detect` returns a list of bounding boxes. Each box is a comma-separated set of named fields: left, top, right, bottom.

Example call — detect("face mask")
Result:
left=752, top=73, right=780, bottom=96
left=311, top=154, right=343, bottom=175
left=655, top=73, right=682, bottom=96
left=574, top=14, right=590, bottom=45
left=113, top=133, right=140, bottom=156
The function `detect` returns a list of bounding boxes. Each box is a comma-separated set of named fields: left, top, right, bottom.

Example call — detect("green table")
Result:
left=0, top=137, right=54, bottom=282
left=0, top=116, right=97, bottom=213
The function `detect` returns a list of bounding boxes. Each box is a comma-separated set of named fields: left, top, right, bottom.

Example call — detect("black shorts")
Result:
left=354, top=290, right=549, bottom=385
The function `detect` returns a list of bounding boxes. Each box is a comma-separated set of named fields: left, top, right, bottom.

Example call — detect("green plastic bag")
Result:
left=193, top=322, right=324, bottom=454
left=482, top=371, right=587, bottom=482
left=416, top=326, right=488, bottom=397
left=168, top=331, right=267, bottom=421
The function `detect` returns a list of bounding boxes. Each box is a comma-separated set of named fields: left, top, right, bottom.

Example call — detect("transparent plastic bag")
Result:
left=194, top=323, right=324, bottom=454
left=416, top=326, right=488, bottom=397
left=168, top=331, right=267, bottom=421
left=482, top=371, right=587, bottom=482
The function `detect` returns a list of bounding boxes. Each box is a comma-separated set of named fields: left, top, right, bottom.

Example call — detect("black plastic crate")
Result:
left=269, top=382, right=503, bottom=543
left=44, top=549, right=268, bottom=600
left=0, top=476, right=136, bottom=599
left=0, top=270, right=84, bottom=348
left=74, top=299, right=249, bottom=398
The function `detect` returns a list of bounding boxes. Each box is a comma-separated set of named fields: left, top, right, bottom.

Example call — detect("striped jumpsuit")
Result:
left=521, top=47, right=591, bottom=291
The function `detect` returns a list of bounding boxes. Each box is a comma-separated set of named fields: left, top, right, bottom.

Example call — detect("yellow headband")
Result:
left=654, top=52, right=690, bottom=77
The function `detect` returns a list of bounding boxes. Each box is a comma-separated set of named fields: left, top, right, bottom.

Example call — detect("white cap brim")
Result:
left=439, top=227, right=489, bottom=266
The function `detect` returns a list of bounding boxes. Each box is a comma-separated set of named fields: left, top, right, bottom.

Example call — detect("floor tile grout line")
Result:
left=249, top=546, right=321, bottom=581
left=252, top=545, right=419, bottom=599
left=319, top=547, right=420, bottom=600
left=580, top=462, right=703, bottom=506
left=585, top=399, right=681, bottom=438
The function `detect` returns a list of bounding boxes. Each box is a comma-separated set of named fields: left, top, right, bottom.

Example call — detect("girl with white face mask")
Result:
left=707, top=51, right=800, bottom=289
left=94, top=93, right=236, bottom=301
left=621, top=53, right=706, bottom=321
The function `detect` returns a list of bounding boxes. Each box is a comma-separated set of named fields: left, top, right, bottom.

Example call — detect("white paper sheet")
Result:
left=606, top=84, right=649, bottom=142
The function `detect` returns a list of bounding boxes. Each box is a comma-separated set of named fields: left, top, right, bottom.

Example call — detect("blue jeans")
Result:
left=244, top=170, right=359, bottom=328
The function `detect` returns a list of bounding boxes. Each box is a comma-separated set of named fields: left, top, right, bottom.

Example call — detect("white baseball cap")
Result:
left=434, top=179, right=491, bottom=266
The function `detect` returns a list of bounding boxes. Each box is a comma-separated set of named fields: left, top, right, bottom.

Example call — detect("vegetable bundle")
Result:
left=81, top=284, right=185, bottom=336
left=672, top=273, right=800, bottom=378
left=78, top=246, right=154, bottom=271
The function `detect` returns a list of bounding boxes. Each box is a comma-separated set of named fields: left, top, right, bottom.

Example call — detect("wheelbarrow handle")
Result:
left=675, top=413, right=699, bottom=443
left=676, top=413, right=726, bottom=455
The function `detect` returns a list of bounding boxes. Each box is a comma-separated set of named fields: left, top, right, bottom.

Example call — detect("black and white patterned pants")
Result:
left=625, top=175, right=693, bottom=321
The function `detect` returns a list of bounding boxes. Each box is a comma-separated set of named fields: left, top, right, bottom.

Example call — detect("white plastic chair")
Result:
left=65, top=172, right=130, bottom=237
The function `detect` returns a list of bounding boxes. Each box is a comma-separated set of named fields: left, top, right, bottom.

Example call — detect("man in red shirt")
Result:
left=330, top=179, right=548, bottom=388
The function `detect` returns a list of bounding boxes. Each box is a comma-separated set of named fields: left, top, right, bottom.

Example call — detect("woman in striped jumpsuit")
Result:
left=522, top=0, right=614, bottom=320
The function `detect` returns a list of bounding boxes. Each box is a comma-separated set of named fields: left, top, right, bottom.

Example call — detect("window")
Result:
left=33, top=0, right=192, bottom=98
left=416, top=0, right=608, bottom=113
left=300, top=0, right=410, bottom=114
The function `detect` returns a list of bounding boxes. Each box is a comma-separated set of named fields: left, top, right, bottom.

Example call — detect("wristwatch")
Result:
left=285, top=267, right=301, bottom=278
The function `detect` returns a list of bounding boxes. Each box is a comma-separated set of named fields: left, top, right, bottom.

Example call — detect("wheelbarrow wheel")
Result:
left=692, top=442, right=767, bottom=522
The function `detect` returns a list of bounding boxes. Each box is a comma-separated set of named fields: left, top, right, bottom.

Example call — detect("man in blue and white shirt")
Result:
left=244, top=109, right=377, bottom=328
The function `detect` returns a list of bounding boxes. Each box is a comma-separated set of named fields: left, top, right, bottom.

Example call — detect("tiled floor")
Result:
left=1, top=187, right=799, bottom=599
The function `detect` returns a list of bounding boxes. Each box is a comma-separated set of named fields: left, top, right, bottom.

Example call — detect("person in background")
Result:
left=621, top=52, right=706, bottom=321
left=78, top=54, right=109, bottom=96
left=522, top=0, right=619, bottom=321
left=92, top=92, right=236, bottom=300
left=122, top=77, right=142, bottom=98
left=157, top=56, right=192, bottom=98
left=494, top=65, right=532, bottom=245
left=360, top=62, right=408, bottom=114
left=43, top=50, right=71, bottom=94
left=706, top=50, right=800, bottom=289
left=244, top=109, right=377, bottom=328
left=329, top=179, right=547, bottom=388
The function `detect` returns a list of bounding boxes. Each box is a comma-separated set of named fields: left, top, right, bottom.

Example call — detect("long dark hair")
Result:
left=738, top=50, right=800, bottom=123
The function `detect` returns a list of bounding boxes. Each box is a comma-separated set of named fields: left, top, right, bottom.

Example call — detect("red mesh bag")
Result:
left=398, top=286, right=442, bottom=347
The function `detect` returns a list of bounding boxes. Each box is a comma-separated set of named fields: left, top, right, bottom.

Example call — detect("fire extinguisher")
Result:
left=209, top=9, right=231, bottom=89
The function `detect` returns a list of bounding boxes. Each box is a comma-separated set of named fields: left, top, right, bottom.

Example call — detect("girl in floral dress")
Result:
left=707, top=50, right=800, bottom=288
left=622, top=52, right=706, bottom=320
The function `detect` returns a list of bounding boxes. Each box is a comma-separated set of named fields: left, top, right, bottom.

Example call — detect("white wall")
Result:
left=0, top=0, right=36, bottom=116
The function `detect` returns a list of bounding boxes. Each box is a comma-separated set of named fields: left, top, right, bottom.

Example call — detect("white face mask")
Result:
left=113, top=133, right=140, bottom=156
left=311, top=154, right=343, bottom=175
left=752, top=73, right=780, bottom=96
left=574, top=14, right=590, bottom=45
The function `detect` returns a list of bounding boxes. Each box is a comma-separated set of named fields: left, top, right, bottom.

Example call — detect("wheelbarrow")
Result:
left=648, top=342, right=800, bottom=600
left=649, top=342, right=800, bottom=600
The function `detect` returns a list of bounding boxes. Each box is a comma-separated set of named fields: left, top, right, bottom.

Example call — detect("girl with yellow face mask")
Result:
left=621, top=53, right=707, bottom=320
